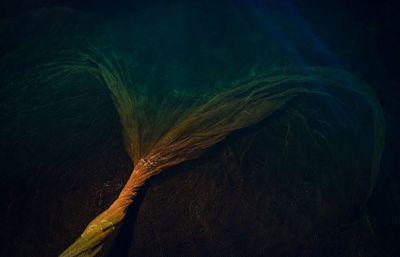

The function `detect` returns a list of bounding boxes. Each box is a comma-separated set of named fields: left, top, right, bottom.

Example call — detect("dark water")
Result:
left=0, top=1, right=399, bottom=256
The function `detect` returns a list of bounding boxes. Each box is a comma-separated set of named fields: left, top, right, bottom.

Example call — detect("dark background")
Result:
left=0, top=0, right=399, bottom=256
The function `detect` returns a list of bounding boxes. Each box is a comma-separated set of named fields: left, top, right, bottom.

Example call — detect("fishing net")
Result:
left=0, top=6, right=385, bottom=257
left=34, top=48, right=382, bottom=256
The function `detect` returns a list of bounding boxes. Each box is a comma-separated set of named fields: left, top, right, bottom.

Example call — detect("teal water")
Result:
left=0, top=1, right=397, bottom=257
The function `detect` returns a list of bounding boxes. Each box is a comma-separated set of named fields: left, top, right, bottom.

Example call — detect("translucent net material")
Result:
left=38, top=49, right=384, bottom=256
left=0, top=7, right=385, bottom=257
